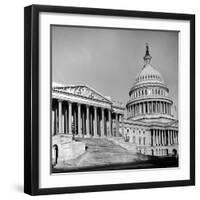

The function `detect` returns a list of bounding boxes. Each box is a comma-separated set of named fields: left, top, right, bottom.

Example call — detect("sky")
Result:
left=52, top=25, right=178, bottom=118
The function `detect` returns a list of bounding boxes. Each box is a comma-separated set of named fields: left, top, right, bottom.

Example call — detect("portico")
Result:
left=52, top=85, right=124, bottom=138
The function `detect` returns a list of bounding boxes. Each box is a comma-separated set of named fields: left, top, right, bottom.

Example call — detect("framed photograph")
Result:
left=24, top=4, right=195, bottom=195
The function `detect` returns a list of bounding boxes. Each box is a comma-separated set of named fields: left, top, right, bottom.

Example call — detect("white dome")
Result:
left=134, top=64, right=164, bottom=86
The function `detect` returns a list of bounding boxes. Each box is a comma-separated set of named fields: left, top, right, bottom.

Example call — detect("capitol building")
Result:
left=52, top=44, right=178, bottom=161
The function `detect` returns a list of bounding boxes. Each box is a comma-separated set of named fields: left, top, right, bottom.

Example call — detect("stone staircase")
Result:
left=106, top=137, right=137, bottom=154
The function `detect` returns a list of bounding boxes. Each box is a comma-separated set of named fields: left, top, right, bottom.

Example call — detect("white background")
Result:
left=0, top=0, right=199, bottom=199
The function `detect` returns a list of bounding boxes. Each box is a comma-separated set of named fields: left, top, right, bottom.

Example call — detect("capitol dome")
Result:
left=126, top=44, right=173, bottom=122
left=134, top=64, right=164, bottom=85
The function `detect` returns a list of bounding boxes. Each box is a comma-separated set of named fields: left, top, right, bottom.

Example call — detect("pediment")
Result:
left=54, top=85, right=112, bottom=104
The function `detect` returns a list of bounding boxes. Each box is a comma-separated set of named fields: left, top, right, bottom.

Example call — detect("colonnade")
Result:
left=52, top=98, right=124, bottom=137
left=152, top=148, right=169, bottom=156
left=151, top=129, right=178, bottom=146
left=128, top=101, right=171, bottom=118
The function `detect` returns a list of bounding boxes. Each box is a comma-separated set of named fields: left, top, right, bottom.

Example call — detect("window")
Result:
left=143, top=137, right=146, bottom=145
left=139, top=137, right=141, bottom=145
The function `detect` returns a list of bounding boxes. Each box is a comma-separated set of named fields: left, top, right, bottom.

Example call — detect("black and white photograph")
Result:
left=51, top=26, right=179, bottom=173
left=23, top=4, right=195, bottom=195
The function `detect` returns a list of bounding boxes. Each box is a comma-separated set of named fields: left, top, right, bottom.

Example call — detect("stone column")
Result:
left=148, top=102, right=150, bottom=114
left=174, top=131, right=176, bottom=144
left=171, top=130, right=173, bottom=144
left=132, top=105, right=134, bottom=117
left=82, top=109, right=86, bottom=137
left=156, top=130, right=158, bottom=146
left=155, top=130, right=158, bottom=145
left=161, top=131, right=163, bottom=145
left=158, top=130, right=161, bottom=146
left=163, top=103, right=165, bottom=113
left=163, top=102, right=165, bottom=113
left=86, top=105, right=90, bottom=137
left=139, top=104, right=140, bottom=115
left=143, top=103, right=145, bottom=114
left=108, top=109, right=112, bottom=136
left=169, top=130, right=172, bottom=145
left=177, top=131, right=179, bottom=144
left=101, top=108, right=105, bottom=137
left=175, top=131, right=177, bottom=144
left=155, top=101, right=157, bottom=113
left=160, top=102, right=162, bottom=113
left=68, top=102, right=72, bottom=135
left=58, top=100, right=63, bottom=134
left=65, top=106, right=68, bottom=134
left=128, top=106, right=130, bottom=118
left=168, top=130, right=170, bottom=145
left=90, top=111, right=93, bottom=136
left=138, top=104, right=140, bottom=115
left=94, top=107, right=98, bottom=137
left=164, top=103, right=166, bottom=113
left=62, top=113, right=65, bottom=134
left=151, top=101, right=153, bottom=113
left=52, top=110, right=54, bottom=136
left=78, top=103, right=82, bottom=137
left=121, top=115, right=124, bottom=136
left=168, top=104, right=170, bottom=114
left=162, top=130, right=164, bottom=145
left=115, top=113, right=119, bottom=137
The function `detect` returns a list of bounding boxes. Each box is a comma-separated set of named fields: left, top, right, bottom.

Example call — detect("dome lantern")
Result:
left=143, top=43, right=152, bottom=65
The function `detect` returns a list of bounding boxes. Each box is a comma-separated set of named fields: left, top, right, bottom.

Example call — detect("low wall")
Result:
left=52, top=134, right=85, bottom=165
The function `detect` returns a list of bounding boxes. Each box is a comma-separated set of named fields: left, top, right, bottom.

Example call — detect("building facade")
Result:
left=52, top=44, right=178, bottom=158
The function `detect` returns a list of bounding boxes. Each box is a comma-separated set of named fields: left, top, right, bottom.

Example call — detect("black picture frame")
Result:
left=24, top=4, right=195, bottom=196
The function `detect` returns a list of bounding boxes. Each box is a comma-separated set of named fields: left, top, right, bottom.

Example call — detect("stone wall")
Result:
left=52, top=134, right=85, bottom=165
